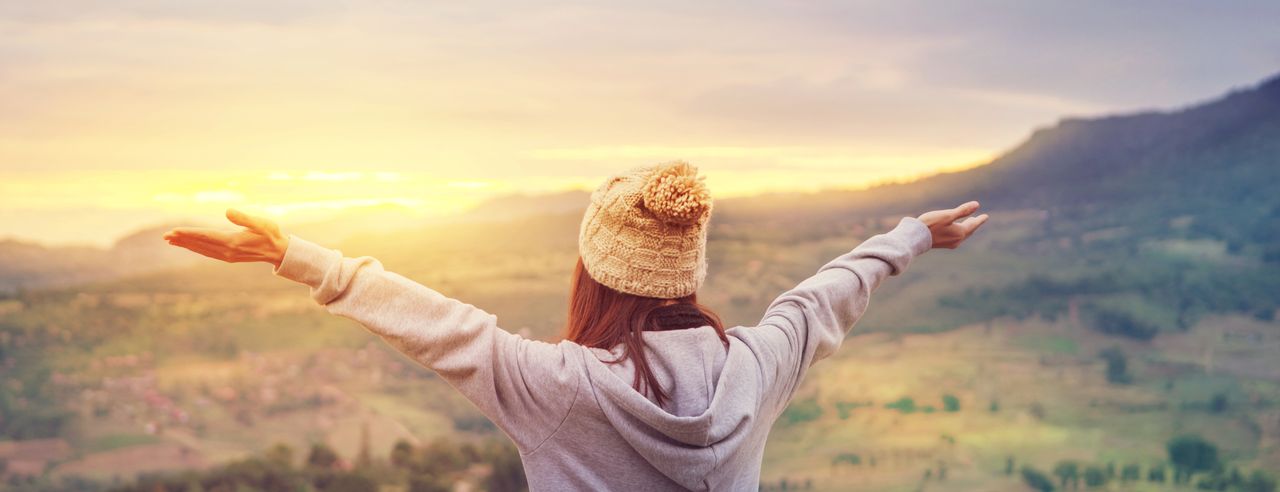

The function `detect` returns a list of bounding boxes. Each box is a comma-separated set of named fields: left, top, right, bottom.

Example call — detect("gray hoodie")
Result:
left=273, top=217, right=932, bottom=490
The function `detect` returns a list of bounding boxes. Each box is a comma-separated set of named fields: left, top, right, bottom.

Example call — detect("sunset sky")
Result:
left=2, top=1, right=1278, bottom=246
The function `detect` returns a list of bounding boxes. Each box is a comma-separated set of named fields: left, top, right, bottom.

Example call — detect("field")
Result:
left=761, top=315, right=1280, bottom=491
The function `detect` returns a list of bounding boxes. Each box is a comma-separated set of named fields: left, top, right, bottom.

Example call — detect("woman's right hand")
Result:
left=163, top=209, right=290, bottom=267
left=917, top=201, right=989, bottom=250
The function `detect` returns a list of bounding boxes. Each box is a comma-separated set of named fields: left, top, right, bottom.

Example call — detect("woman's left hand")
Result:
left=917, top=201, right=989, bottom=250
left=163, top=209, right=290, bottom=267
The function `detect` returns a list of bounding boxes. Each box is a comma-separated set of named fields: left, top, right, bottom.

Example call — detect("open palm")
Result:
left=163, top=209, right=290, bottom=266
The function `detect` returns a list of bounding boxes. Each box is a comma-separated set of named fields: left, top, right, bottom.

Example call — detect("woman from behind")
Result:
left=164, top=161, right=988, bottom=490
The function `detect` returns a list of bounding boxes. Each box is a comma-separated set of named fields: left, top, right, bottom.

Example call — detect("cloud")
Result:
left=842, top=1, right=1280, bottom=110
left=679, top=72, right=1098, bottom=149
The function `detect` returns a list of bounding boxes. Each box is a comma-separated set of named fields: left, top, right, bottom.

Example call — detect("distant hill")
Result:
left=0, top=240, right=110, bottom=293
left=0, top=224, right=206, bottom=293
left=461, top=190, right=590, bottom=223
left=0, top=204, right=438, bottom=294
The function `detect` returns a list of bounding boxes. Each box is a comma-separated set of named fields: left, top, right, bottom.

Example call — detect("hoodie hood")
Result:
left=580, top=327, right=764, bottom=490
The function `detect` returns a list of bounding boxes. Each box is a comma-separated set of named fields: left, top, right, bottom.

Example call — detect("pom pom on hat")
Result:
left=642, top=161, right=711, bottom=226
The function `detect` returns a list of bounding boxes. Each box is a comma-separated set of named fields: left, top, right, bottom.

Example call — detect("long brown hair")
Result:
left=564, top=257, right=727, bottom=406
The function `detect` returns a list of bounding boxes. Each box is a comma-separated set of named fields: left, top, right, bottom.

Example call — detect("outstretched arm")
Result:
left=164, top=210, right=580, bottom=452
left=741, top=202, right=988, bottom=407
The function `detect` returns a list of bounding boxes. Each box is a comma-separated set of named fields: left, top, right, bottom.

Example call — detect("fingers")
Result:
left=163, top=227, right=233, bottom=245
left=962, top=213, right=990, bottom=236
left=945, top=201, right=981, bottom=222
left=166, top=234, right=270, bottom=263
left=226, top=208, right=278, bottom=235
left=166, top=234, right=227, bottom=251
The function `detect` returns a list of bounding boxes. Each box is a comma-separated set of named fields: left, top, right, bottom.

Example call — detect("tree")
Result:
left=1245, top=470, right=1277, bottom=492
left=831, top=453, right=861, bottom=466
left=1021, top=466, right=1055, bottom=492
left=390, top=439, right=414, bottom=469
left=1232, top=468, right=1247, bottom=488
left=1121, top=463, right=1140, bottom=482
left=1091, top=306, right=1160, bottom=340
left=1167, top=435, right=1219, bottom=484
left=207, top=457, right=306, bottom=491
left=1099, top=347, right=1131, bottom=384
left=1148, top=464, right=1166, bottom=483
left=1197, top=468, right=1236, bottom=490
left=1053, top=461, right=1079, bottom=489
left=264, top=443, right=294, bottom=469
left=782, top=397, right=824, bottom=423
left=885, top=397, right=916, bottom=414
left=1083, top=465, right=1108, bottom=488
left=414, top=439, right=467, bottom=477
left=1209, top=392, right=1229, bottom=413
left=942, top=394, right=961, bottom=412
left=307, top=443, right=340, bottom=470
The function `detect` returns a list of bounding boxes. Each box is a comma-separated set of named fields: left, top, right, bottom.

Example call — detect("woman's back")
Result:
left=517, top=220, right=931, bottom=492
left=525, top=327, right=765, bottom=490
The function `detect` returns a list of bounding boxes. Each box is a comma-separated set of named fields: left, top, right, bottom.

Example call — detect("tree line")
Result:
left=1017, top=435, right=1275, bottom=492
left=3, top=436, right=528, bottom=492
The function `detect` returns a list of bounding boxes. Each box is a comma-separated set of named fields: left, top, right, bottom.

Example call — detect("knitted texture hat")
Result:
left=578, top=161, right=713, bottom=299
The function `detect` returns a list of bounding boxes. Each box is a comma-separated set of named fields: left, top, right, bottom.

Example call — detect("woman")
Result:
left=164, top=162, right=987, bottom=491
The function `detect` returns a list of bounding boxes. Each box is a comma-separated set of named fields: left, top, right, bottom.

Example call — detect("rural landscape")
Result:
left=2, top=71, right=1279, bottom=491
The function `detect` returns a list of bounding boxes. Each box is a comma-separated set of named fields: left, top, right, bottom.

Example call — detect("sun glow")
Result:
left=0, top=1, right=1062, bottom=247
left=0, top=142, right=997, bottom=247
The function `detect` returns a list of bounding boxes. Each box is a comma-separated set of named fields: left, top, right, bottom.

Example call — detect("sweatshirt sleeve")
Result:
left=271, top=236, right=580, bottom=452
left=743, top=217, right=932, bottom=409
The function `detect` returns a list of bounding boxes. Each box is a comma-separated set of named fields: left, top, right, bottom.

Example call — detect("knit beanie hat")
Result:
left=578, top=161, right=713, bottom=299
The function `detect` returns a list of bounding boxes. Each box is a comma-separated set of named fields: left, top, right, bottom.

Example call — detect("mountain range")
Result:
left=718, top=73, right=1280, bottom=234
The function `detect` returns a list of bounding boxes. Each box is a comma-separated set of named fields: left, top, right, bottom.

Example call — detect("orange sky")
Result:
left=1, top=2, right=1276, bottom=246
